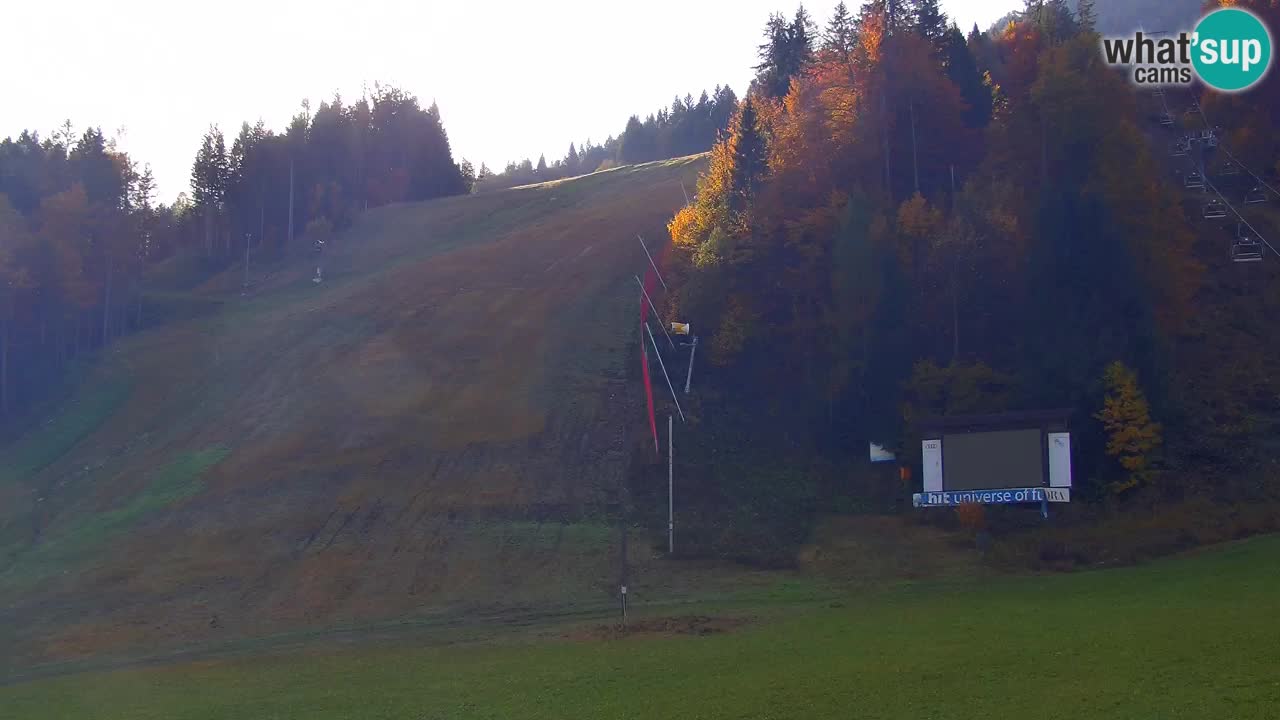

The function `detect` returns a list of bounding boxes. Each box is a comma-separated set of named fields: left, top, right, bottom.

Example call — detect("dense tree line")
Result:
left=476, top=86, right=739, bottom=192
left=660, top=0, right=1279, bottom=556
left=190, top=84, right=468, bottom=260
left=0, top=84, right=467, bottom=420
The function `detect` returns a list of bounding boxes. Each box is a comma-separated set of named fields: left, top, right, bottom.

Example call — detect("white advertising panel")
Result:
left=1048, top=432, right=1072, bottom=488
left=922, top=439, right=943, bottom=492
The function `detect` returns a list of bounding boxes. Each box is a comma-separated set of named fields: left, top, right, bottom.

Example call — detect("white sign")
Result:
left=869, top=443, right=896, bottom=463
left=913, top=487, right=1073, bottom=507
left=1043, top=487, right=1070, bottom=503
left=921, top=439, right=943, bottom=492
left=1048, top=433, right=1072, bottom=488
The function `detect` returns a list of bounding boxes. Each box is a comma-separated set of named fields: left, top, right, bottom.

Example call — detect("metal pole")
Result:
left=910, top=100, right=920, bottom=194
left=646, top=323, right=685, bottom=421
left=635, top=275, right=675, bottom=350
left=684, top=336, right=697, bottom=394
left=636, top=235, right=668, bottom=290
left=668, top=414, right=674, bottom=555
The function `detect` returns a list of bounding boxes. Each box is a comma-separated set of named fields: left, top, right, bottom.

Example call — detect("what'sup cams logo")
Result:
left=1102, top=8, right=1273, bottom=92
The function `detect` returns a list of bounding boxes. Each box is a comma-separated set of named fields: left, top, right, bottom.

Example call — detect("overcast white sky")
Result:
left=1, top=1, right=1017, bottom=202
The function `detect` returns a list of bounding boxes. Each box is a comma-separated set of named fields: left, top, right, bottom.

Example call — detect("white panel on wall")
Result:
left=1048, top=432, right=1072, bottom=488
left=922, top=439, right=943, bottom=492
left=870, top=443, right=896, bottom=463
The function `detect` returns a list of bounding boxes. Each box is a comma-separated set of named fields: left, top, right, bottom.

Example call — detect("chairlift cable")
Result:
left=1202, top=174, right=1279, bottom=258
left=1168, top=87, right=1275, bottom=259
left=1190, top=94, right=1280, bottom=200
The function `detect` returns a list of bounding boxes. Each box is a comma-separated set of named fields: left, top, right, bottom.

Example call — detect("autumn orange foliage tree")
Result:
left=665, top=2, right=1210, bottom=504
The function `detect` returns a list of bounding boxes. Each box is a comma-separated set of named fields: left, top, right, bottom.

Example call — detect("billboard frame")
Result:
left=912, top=409, right=1074, bottom=517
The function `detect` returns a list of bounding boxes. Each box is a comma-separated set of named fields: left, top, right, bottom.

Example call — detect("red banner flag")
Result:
left=639, top=267, right=657, bottom=323
left=638, top=267, right=660, bottom=453
left=641, top=329, right=659, bottom=453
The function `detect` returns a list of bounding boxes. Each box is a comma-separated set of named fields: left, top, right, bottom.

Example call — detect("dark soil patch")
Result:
left=568, top=614, right=753, bottom=641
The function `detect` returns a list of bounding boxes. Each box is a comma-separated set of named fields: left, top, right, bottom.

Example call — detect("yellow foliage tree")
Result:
left=1095, top=361, right=1162, bottom=494
left=709, top=296, right=752, bottom=366
left=895, top=192, right=942, bottom=276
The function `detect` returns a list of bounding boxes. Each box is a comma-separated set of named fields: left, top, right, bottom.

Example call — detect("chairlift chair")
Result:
left=1203, top=201, right=1228, bottom=219
left=1219, top=161, right=1240, bottom=177
left=1185, top=171, right=1204, bottom=189
left=1159, top=112, right=1174, bottom=127
left=1231, top=224, right=1264, bottom=263
left=1171, top=141, right=1188, bottom=157
left=1244, top=185, right=1269, bottom=205
left=1201, top=129, right=1219, bottom=149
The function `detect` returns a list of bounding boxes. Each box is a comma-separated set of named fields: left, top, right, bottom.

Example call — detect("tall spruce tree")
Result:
left=823, top=2, right=857, bottom=61
left=755, top=6, right=815, bottom=98
left=943, top=25, right=992, bottom=128
left=1076, top=0, right=1096, bottom=32
left=729, top=97, right=767, bottom=214
left=909, top=0, right=949, bottom=54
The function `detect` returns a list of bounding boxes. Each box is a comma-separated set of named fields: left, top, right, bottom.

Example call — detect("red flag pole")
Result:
left=641, top=322, right=659, bottom=453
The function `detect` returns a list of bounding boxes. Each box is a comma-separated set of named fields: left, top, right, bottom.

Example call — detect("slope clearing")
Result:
left=0, top=157, right=717, bottom=672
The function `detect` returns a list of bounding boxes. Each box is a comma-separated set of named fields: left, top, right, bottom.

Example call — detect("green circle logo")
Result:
left=1192, top=8, right=1273, bottom=92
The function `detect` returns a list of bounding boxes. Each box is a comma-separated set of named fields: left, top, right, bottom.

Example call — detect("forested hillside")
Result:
left=0, top=86, right=468, bottom=421
left=475, top=85, right=739, bottom=191
left=658, top=0, right=1280, bottom=557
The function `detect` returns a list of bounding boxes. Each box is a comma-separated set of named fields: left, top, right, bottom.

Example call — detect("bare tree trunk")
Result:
left=910, top=100, right=920, bottom=195
left=2, top=316, right=9, bottom=416
left=102, top=252, right=113, bottom=346
left=951, top=269, right=960, bottom=363
left=1041, top=114, right=1049, bottom=187
left=880, top=87, right=892, bottom=194
left=205, top=210, right=213, bottom=258
left=287, top=159, right=295, bottom=248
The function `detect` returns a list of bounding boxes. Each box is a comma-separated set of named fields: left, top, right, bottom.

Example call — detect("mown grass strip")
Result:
left=0, top=382, right=130, bottom=486
left=1, top=446, right=229, bottom=587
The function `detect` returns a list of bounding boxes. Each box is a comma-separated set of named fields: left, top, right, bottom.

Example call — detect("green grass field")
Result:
left=3, top=535, right=1276, bottom=719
